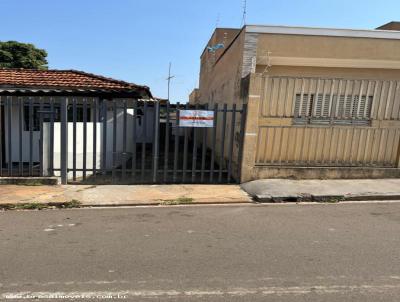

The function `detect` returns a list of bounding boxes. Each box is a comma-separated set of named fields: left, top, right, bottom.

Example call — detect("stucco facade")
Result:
left=195, top=23, right=400, bottom=182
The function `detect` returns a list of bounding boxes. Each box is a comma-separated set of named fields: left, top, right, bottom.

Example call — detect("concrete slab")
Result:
left=241, top=179, right=400, bottom=203
left=0, top=184, right=251, bottom=207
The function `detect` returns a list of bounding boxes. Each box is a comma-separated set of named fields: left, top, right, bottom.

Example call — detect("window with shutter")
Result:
left=293, top=93, right=372, bottom=125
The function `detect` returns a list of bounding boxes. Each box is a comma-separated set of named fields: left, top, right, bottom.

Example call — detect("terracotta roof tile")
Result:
left=0, top=69, right=150, bottom=94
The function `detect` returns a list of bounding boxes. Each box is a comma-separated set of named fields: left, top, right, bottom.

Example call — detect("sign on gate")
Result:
left=179, top=110, right=214, bottom=127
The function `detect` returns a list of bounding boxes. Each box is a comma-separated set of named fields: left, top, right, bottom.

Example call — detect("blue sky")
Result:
left=0, top=0, right=399, bottom=102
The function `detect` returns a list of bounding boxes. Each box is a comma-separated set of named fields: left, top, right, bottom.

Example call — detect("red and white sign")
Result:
left=179, top=110, right=214, bottom=127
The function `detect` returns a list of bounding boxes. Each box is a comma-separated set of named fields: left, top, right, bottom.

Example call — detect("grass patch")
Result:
left=19, top=180, right=46, bottom=186
left=0, top=203, right=49, bottom=210
left=159, top=196, right=194, bottom=205
left=0, top=199, right=82, bottom=211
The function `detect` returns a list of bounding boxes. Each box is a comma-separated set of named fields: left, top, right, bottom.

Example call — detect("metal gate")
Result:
left=0, top=96, right=247, bottom=184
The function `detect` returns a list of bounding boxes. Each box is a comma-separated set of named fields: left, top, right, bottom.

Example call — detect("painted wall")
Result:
left=42, top=106, right=155, bottom=180
left=196, top=27, right=400, bottom=181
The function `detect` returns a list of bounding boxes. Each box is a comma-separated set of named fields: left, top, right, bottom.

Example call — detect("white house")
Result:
left=0, top=68, right=156, bottom=180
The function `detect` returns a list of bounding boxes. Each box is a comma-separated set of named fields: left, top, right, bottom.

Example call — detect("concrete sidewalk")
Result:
left=0, top=184, right=251, bottom=208
left=242, top=178, right=400, bottom=202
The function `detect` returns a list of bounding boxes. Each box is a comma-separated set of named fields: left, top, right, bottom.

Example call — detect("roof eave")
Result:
left=245, top=24, right=400, bottom=39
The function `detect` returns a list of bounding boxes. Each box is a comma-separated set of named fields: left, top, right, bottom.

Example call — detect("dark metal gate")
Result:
left=0, top=96, right=247, bottom=184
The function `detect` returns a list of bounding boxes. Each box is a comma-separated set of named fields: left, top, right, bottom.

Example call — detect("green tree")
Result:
left=0, top=41, right=48, bottom=69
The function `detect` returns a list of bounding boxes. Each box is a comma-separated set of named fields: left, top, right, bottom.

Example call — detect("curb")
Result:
left=254, top=194, right=400, bottom=203
left=0, top=200, right=252, bottom=210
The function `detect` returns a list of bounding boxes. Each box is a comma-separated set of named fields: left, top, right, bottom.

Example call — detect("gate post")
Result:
left=239, top=73, right=263, bottom=183
left=152, top=101, right=160, bottom=183
left=60, top=97, right=68, bottom=184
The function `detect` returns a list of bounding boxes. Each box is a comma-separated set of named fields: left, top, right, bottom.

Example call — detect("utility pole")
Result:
left=166, top=62, right=175, bottom=101
left=241, top=0, right=247, bottom=27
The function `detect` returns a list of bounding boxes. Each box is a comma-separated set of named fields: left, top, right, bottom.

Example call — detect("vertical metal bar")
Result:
left=152, top=101, right=160, bottom=183
left=227, top=104, right=237, bottom=183
left=200, top=104, right=209, bottom=183
left=327, top=79, right=335, bottom=118
left=389, top=81, right=398, bottom=120
left=0, top=96, right=2, bottom=177
left=276, top=78, right=282, bottom=116
left=334, top=80, right=343, bottom=120
left=270, top=128, right=278, bottom=164
left=83, top=98, right=88, bottom=180
left=7, top=96, right=12, bottom=176
left=377, top=129, right=386, bottom=165
left=101, top=100, right=107, bottom=175
left=18, top=97, right=23, bottom=176
left=72, top=98, right=77, bottom=181
left=112, top=100, right=117, bottom=182
left=268, top=77, right=275, bottom=117
left=209, top=103, right=218, bottom=182
left=313, top=79, right=321, bottom=117
left=141, top=102, right=147, bottom=182
left=0, top=95, right=5, bottom=177
left=92, top=98, right=97, bottom=177
left=191, top=104, right=200, bottom=183
left=298, top=78, right=305, bottom=118
left=218, top=104, right=227, bottom=182
left=299, top=127, right=307, bottom=164
left=383, top=129, right=392, bottom=165
left=362, top=128, right=370, bottom=164
left=131, top=99, right=137, bottom=180
left=282, top=78, right=289, bottom=117
left=320, top=79, right=328, bottom=118
left=349, top=128, right=356, bottom=165
left=182, top=103, right=189, bottom=183
left=396, top=82, right=400, bottom=120
left=39, top=97, right=44, bottom=176
left=285, top=127, right=293, bottom=164
left=236, top=103, right=247, bottom=183
left=290, top=78, right=298, bottom=117
left=384, top=81, right=393, bottom=120
left=60, top=97, right=68, bottom=184
left=376, top=81, right=387, bottom=120
left=341, top=80, right=350, bottom=119
left=356, top=80, right=365, bottom=119
left=163, top=102, right=170, bottom=183
left=343, top=128, right=351, bottom=163
left=173, top=102, right=180, bottom=182
left=370, top=81, right=379, bottom=119
left=305, top=79, right=313, bottom=119
left=363, top=80, right=371, bottom=119
left=277, top=127, right=285, bottom=164
left=334, top=128, right=342, bottom=165
left=49, top=98, right=55, bottom=176
left=390, top=129, right=399, bottom=165
left=122, top=99, right=127, bottom=179
left=28, top=97, right=33, bottom=176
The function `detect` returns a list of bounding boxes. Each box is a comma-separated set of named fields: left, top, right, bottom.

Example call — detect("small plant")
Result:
left=17, top=203, right=49, bottom=210
left=53, top=199, right=82, bottom=209
left=160, top=196, right=194, bottom=205
left=0, top=199, right=82, bottom=211
left=21, top=180, right=45, bottom=186
left=0, top=203, right=49, bottom=210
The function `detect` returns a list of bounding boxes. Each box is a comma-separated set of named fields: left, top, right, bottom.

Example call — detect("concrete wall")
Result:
left=196, top=29, right=247, bottom=180
left=197, top=26, right=400, bottom=182
left=240, top=31, right=400, bottom=181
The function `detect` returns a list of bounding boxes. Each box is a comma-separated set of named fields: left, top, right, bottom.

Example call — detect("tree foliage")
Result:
left=0, top=41, right=48, bottom=69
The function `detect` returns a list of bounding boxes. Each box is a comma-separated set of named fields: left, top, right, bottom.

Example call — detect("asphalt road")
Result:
left=1, top=203, right=400, bottom=301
